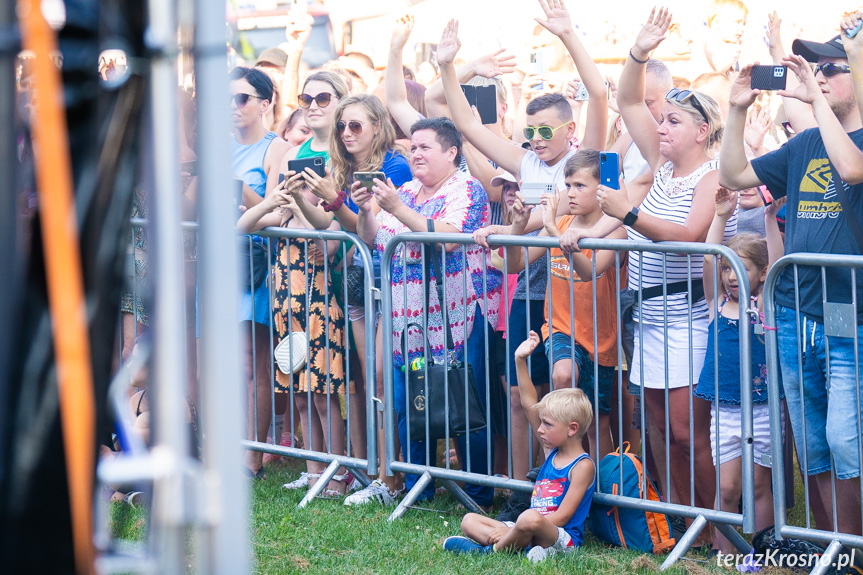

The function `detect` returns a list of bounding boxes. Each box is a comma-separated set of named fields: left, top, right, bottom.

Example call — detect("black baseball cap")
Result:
left=792, top=34, right=847, bottom=62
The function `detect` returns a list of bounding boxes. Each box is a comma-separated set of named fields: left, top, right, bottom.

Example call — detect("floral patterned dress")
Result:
left=273, top=234, right=352, bottom=395
left=375, top=170, right=497, bottom=370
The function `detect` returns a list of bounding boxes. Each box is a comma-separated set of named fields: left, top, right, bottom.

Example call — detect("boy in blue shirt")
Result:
left=444, top=331, right=596, bottom=563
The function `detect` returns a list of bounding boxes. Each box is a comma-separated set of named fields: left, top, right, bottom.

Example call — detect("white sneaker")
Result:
left=526, top=545, right=553, bottom=563
left=282, top=472, right=310, bottom=490
left=343, top=479, right=399, bottom=506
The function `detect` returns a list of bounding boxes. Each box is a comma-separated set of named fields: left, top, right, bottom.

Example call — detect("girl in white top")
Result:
left=592, top=7, right=734, bottom=548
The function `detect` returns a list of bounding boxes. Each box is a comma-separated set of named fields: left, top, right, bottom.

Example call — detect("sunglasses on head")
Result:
left=337, top=120, right=365, bottom=135
left=814, top=62, right=852, bottom=78
left=298, top=92, right=334, bottom=109
left=522, top=121, right=571, bottom=141
left=665, top=87, right=709, bottom=124
left=230, top=93, right=262, bottom=107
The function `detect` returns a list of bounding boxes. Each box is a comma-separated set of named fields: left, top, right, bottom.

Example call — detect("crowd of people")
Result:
left=22, top=0, right=857, bottom=562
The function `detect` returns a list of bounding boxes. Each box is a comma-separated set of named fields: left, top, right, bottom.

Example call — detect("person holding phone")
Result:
left=593, top=8, right=734, bottom=548
left=228, top=66, right=291, bottom=479
left=718, top=19, right=863, bottom=535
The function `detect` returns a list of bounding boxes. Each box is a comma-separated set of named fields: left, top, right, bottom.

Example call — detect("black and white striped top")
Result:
left=627, top=160, right=737, bottom=325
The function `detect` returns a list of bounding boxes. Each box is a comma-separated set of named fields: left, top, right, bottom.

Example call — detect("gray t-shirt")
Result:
left=512, top=229, right=548, bottom=300
left=736, top=206, right=766, bottom=236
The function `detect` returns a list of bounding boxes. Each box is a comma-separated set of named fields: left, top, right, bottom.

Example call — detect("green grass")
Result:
left=108, top=458, right=819, bottom=574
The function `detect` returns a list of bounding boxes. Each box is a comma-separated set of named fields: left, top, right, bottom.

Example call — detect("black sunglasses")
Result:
left=814, top=62, right=852, bottom=78
left=337, top=120, right=365, bottom=135
left=230, top=93, right=262, bottom=107
left=298, top=92, right=334, bottom=109
left=665, top=87, right=709, bottom=124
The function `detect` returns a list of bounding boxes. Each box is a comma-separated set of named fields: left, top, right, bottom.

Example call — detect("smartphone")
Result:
left=599, top=152, right=620, bottom=190
left=750, top=65, right=787, bottom=91
left=572, top=81, right=589, bottom=101
left=460, top=84, right=497, bottom=124
left=756, top=185, right=774, bottom=206
left=521, top=182, right=555, bottom=205
left=278, top=173, right=285, bottom=187
left=354, top=171, right=385, bottom=194
left=288, top=157, right=326, bottom=179
left=528, top=51, right=544, bottom=76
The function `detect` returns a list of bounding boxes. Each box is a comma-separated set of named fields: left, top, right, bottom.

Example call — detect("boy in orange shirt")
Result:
left=506, top=149, right=626, bottom=460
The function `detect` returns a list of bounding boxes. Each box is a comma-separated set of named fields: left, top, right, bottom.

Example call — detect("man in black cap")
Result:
left=719, top=23, right=863, bottom=536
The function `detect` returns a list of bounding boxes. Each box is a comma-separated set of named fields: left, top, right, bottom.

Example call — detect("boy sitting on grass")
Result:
left=444, top=335, right=595, bottom=563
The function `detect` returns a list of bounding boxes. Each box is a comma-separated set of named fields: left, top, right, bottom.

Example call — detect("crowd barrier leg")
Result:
left=388, top=471, right=434, bottom=522
left=660, top=514, right=708, bottom=570
left=438, top=478, right=486, bottom=515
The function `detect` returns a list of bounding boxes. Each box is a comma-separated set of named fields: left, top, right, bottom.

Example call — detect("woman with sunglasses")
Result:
left=596, top=8, right=733, bottom=547
left=294, top=93, right=412, bottom=504
left=281, top=71, right=348, bottom=170
left=229, top=66, right=291, bottom=479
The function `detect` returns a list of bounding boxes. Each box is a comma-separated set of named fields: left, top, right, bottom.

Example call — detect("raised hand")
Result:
left=596, top=178, right=632, bottom=221
left=535, top=0, right=574, bottom=37
left=841, top=11, right=863, bottom=54
left=714, top=187, right=738, bottom=219
left=435, top=19, right=461, bottom=66
left=514, top=331, right=541, bottom=361
left=473, top=49, right=517, bottom=78
left=285, top=16, right=312, bottom=50
left=633, top=7, right=672, bottom=58
left=729, top=63, right=760, bottom=109
left=391, top=14, right=414, bottom=50
left=764, top=194, right=786, bottom=218
left=510, top=192, right=531, bottom=228
left=744, top=106, right=771, bottom=152
left=778, top=54, right=821, bottom=104
left=766, top=11, right=784, bottom=59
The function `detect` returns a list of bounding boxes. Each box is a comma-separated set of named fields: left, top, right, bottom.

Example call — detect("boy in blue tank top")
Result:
left=444, top=331, right=596, bottom=563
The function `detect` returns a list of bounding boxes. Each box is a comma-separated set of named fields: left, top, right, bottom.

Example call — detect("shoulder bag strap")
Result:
left=425, top=219, right=456, bottom=353
left=826, top=158, right=863, bottom=253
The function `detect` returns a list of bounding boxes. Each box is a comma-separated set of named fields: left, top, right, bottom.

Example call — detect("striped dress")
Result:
left=627, top=160, right=737, bottom=325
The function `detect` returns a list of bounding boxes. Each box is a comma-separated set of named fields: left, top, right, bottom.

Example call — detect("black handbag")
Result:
left=238, top=236, right=269, bottom=290
left=406, top=220, right=487, bottom=440
left=346, top=264, right=365, bottom=307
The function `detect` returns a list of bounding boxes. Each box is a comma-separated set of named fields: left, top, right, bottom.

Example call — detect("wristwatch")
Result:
left=623, top=207, right=640, bottom=227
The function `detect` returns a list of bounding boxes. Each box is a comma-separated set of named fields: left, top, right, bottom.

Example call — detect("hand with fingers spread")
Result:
left=778, top=54, right=822, bottom=105
left=744, top=106, right=771, bottom=153
left=840, top=11, right=863, bottom=54
left=728, top=63, right=760, bottom=110
left=302, top=166, right=339, bottom=204
left=535, top=0, right=574, bottom=38
left=514, top=331, right=541, bottom=361
left=764, top=195, right=786, bottom=218
left=632, top=6, right=673, bottom=60
left=714, top=187, right=738, bottom=219
left=391, top=14, right=414, bottom=50
left=436, top=19, right=461, bottom=67
left=473, top=49, right=517, bottom=78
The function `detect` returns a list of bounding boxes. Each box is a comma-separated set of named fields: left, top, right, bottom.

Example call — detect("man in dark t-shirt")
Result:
left=719, top=32, right=863, bottom=536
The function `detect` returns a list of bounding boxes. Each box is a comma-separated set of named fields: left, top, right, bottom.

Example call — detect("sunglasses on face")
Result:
left=337, top=120, right=365, bottom=135
left=814, top=62, right=852, bottom=78
left=230, top=93, right=262, bottom=107
left=665, top=87, right=709, bottom=124
left=522, top=122, right=571, bottom=141
left=297, top=92, right=334, bottom=109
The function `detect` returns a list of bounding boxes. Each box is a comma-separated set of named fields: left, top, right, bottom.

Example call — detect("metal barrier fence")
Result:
left=764, top=253, right=863, bottom=574
left=380, top=232, right=758, bottom=568
left=239, top=226, right=379, bottom=505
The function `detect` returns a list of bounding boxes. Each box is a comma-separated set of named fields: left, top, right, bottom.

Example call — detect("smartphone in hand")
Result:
left=599, top=152, right=620, bottom=190
left=354, top=171, right=385, bottom=194
left=750, top=65, right=787, bottom=91
left=288, top=157, right=326, bottom=179
left=521, top=182, right=555, bottom=205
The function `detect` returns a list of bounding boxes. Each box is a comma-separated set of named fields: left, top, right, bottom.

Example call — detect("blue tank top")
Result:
left=232, top=131, right=277, bottom=197
left=531, top=450, right=595, bottom=546
left=694, top=299, right=781, bottom=406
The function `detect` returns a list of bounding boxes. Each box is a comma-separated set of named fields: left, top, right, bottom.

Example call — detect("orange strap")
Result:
left=19, top=2, right=95, bottom=573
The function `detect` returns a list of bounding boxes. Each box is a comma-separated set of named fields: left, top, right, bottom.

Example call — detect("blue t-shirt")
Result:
left=751, top=127, right=863, bottom=322
left=345, top=149, right=412, bottom=214
left=530, top=450, right=595, bottom=547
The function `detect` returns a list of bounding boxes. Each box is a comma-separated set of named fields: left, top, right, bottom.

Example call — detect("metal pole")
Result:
left=194, top=0, right=249, bottom=571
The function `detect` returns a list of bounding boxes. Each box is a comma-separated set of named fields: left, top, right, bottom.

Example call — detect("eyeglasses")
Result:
left=814, top=62, right=852, bottom=78
left=230, top=93, right=262, bottom=107
left=337, top=120, right=365, bottom=135
left=298, top=92, right=334, bottom=109
left=665, top=87, right=709, bottom=124
left=522, top=122, right=571, bottom=141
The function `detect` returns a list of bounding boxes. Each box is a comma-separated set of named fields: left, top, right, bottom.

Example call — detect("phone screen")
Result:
left=757, top=185, right=774, bottom=206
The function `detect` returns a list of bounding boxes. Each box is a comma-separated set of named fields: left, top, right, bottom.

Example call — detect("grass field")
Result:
left=109, top=458, right=816, bottom=575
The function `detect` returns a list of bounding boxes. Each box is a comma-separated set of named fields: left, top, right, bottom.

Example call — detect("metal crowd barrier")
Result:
left=764, top=254, right=863, bottom=575
left=240, top=226, right=379, bottom=506
left=380, top=232, right=757, bottom=568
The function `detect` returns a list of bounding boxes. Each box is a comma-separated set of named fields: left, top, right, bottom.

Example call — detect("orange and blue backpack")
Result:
left=588, top=443, right=676, bottom=554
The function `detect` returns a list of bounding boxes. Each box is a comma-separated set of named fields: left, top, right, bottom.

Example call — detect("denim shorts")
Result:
left=777, top=304, right=863, bottom=479
left=544, top=331, right=614, bottom=414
